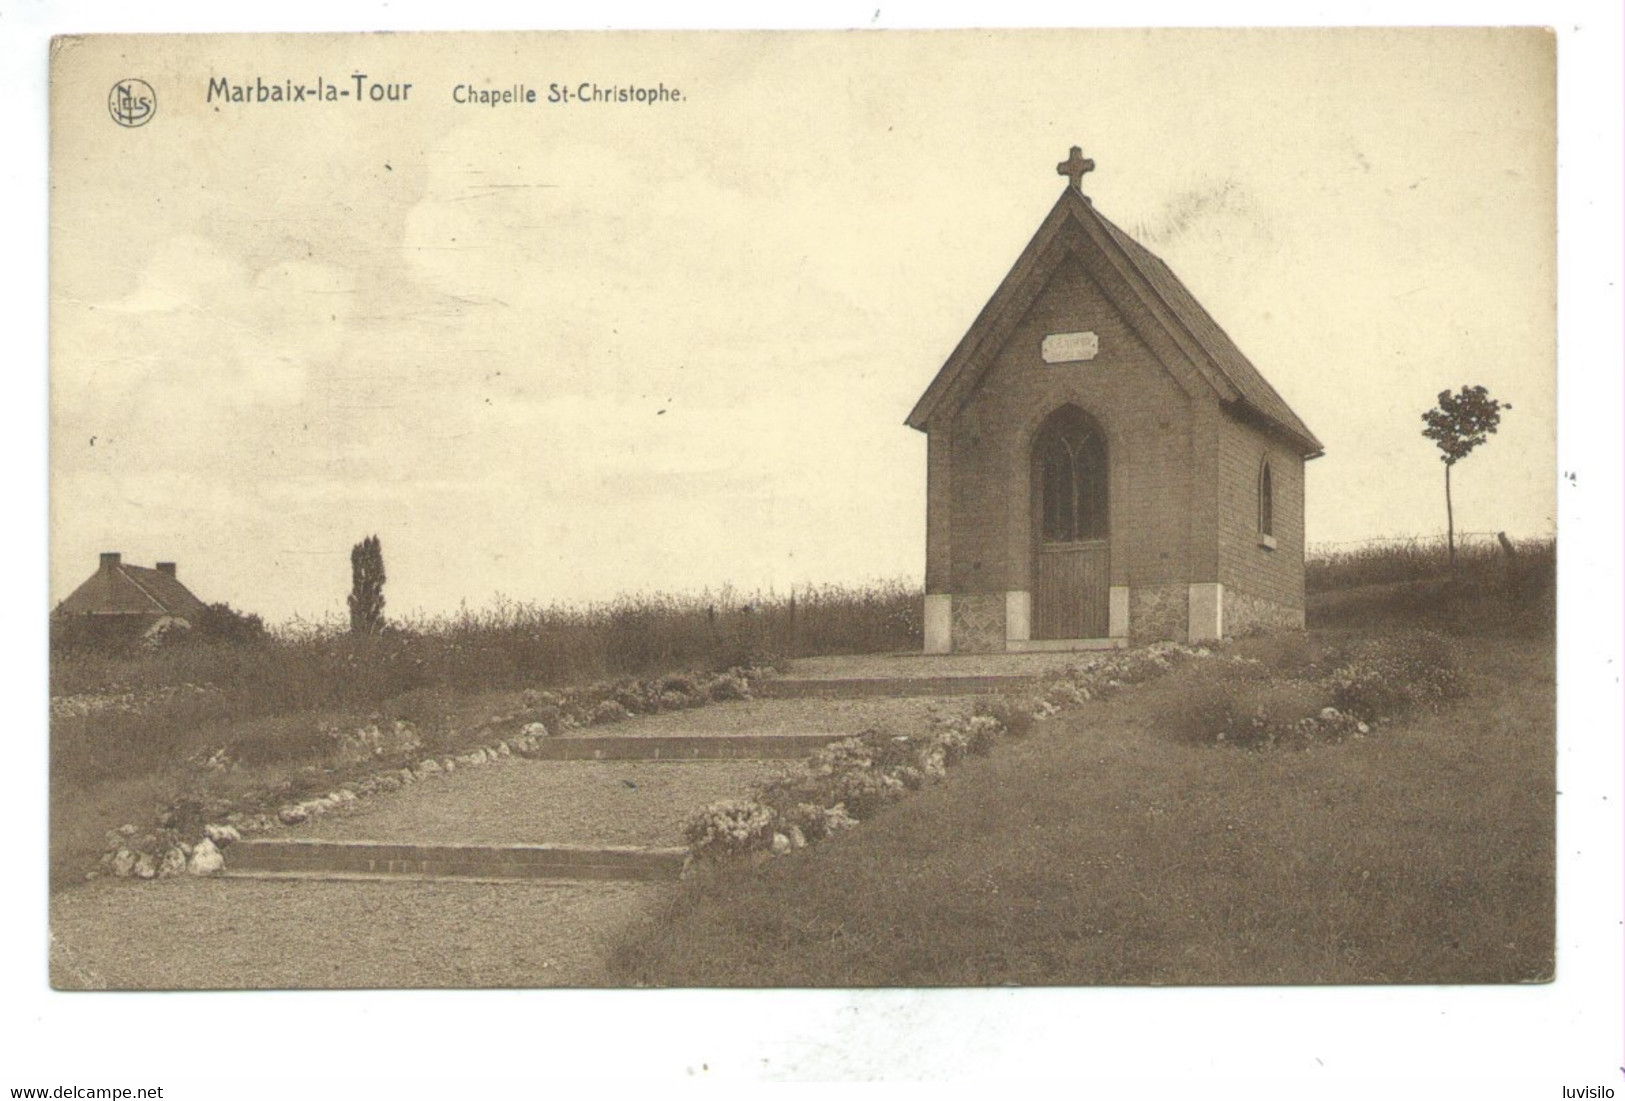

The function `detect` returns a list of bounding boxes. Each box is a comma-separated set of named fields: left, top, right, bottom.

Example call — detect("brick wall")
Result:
left=924, top=426, right=952, bottom=592
left=933, top=251, right=1202, bottom=597
left=1215, top=412, right=1306, bottom=610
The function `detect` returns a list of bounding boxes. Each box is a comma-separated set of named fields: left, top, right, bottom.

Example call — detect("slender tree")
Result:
left=348, top=534, right=387, bottom=635
left=1421, top=385, right=1509, bottom=575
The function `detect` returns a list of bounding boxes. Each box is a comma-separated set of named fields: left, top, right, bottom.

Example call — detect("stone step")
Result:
left=520, top=734, right=842, bottom=760
left=756, top=675, right=1038, bottom=699
left=223, top=838, right=686, bottom=882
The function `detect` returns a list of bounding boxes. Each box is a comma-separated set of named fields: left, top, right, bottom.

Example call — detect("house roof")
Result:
left=53, top=560, right=210, bottom=622
left=906, top=184, right=1324, bottom=457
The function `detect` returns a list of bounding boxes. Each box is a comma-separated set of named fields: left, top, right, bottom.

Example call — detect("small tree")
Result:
left=348, top=534, right=386, bottom=635
left=1421, top=385, right=1510, bottom=574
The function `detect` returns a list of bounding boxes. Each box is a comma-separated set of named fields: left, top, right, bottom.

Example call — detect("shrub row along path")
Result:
left=49, top=652, right=1081, bottom=989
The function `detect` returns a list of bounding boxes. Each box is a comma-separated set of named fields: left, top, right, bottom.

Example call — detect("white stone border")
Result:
left=93, top=667, right=773, bottom=882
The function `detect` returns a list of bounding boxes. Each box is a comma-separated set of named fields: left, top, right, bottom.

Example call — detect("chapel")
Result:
left=908, top=147, right=1323, bottom=652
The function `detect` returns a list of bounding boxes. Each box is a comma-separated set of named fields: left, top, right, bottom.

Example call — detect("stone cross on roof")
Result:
left=1057, top=145, right=1095, bottom=192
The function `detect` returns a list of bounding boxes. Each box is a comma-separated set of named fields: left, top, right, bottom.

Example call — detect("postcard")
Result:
left=47, top=23, right=1560, bottom=1014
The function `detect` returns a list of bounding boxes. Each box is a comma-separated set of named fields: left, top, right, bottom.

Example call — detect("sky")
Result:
left=50, top=29, right=1556, bottom=624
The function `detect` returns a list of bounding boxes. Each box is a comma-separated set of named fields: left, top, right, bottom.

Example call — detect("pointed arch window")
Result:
left=1037, top=407, right=1108, bottom=543
left=1258, top=457, right=1275, bottom=542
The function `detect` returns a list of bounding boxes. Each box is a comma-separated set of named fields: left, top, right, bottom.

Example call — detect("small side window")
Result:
left=1258, top=459, right=1276, bottom=548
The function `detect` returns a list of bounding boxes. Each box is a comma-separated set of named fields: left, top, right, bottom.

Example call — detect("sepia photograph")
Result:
left=13, top=4, right=1621, bottom=1092
left=48, top=26, right=1559, bottom=990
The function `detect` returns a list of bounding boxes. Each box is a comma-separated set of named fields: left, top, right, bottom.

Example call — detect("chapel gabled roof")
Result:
left=906, top=181, right=1324, bottom=458
left=53, top=558, right=210, bottom=621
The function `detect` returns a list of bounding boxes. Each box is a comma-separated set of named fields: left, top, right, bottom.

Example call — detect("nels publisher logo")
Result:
left=108, top=78, right=156, bottom=127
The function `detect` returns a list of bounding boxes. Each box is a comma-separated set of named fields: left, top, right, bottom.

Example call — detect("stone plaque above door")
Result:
left=1040, top=331, right=1099, bottom=364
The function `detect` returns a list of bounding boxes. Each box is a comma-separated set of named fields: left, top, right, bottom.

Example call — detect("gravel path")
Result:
left=51, top=688, right=985, bottom=989
left=784, top=652, right=1091, bottom=679
left=51, top=877, right=660, bottom=989
left=300, top=759, right=786, bottom=847
left=584, top=695, right=968, bottom=738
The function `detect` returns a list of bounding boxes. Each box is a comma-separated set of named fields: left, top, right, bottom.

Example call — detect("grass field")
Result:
left=1304, top=534, right=1552, bottom=594
left=605, top=630, right=1553, bottom=986
left=604, top=558, right=1556, bottom=986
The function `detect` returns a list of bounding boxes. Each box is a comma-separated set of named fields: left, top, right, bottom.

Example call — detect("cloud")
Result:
left=1135, top=178, right=1274, bottom=251
left=50, top=30, right=1556, bottom=619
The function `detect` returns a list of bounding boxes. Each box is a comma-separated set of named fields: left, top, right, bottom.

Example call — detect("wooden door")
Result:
left=1032, top=406, right=1109, bottom=639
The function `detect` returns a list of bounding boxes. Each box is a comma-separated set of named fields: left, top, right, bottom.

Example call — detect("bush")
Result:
left=776, top=801, right=833, bottom=843
left=706, top=672, right=751, bottom=702
left=332, top=719, right=422, bottom=764
left=932, top=724, right=969, bottom=767
left=754, top=729, right=955, bottom=825
left=1233, top=681, right=1338, bottom=748
left=975, top=698, right=1035, bottom=738
left=965, top=714, right=1002, bottom=756
left=592, top=699, right=633, bottom=724
left=1331, top=630, right=1462, bottom=721
left=1161, top=671, right=1337, bottom=749
left=195, top=602, right=270, bottom=646
left=683, top=799, right=777, bottom=857
left=856, top=727, right=923, bottom=770
left=660, top=674, right=699, bottom=697
left=618, top=683, right=660, bottom=713
left=1225, top=632, right=1339, bottom=680
left=758, top=738, right=908, bottom=821
left=228, top=724, right=344, bottom=767
left=1157, top=630, right=1461, bottom=749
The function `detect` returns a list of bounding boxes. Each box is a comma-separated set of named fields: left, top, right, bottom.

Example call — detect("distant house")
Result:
left=52, top=552, right=210, bottom=643
left=907, top=147, right=1322, bottom=653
